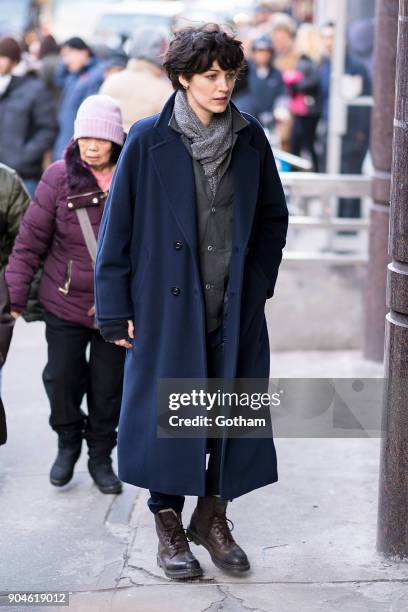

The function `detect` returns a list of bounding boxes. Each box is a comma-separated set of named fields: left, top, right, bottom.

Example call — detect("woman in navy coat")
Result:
left=95, top=24, right=288, bottom=580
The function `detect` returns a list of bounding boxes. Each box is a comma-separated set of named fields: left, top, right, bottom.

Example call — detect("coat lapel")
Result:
left=231, top=136, right=260, bottom=248
left=150, top=136, right=198, bottom=251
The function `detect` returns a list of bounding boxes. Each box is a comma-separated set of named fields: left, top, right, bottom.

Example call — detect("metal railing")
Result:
left=280, top=172, right=372, bottom=265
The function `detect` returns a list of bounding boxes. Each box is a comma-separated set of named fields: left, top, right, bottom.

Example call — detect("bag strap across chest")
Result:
left=75, top=208, right=97, bottom=264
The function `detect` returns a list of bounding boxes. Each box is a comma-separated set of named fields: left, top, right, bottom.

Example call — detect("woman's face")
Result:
left=77, top=138, right=113, bottom=170
left=179, top=60, right=238, bottom=126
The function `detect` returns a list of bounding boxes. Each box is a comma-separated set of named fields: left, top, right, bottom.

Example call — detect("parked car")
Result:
left=51, top=0, right=116, bottom=42
left=176, top=0, right=255, bottom=29
left=93, top=1, right=184, bottom=46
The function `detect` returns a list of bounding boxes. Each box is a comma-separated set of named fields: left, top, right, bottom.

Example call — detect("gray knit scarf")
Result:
left=174, top=89, right=233, bottom=196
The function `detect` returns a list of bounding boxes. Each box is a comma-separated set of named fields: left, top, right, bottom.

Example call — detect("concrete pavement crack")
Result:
left=197, top=585, right=226, bottom=612
left=103, top=495, right=117, bottom=524
left=217, top=584, right=267, bottom=612
left=127, top=565, right=168, bottom=583
left=107, top=489, right=142, bottom=589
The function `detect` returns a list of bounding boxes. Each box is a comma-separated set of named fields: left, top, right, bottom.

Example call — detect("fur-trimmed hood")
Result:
left=63, top=138, right=100, bottom=194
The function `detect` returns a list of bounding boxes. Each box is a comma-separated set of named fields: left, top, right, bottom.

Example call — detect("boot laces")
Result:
left=166, top=517, right=189, bottom=551
left=212, top=515, right=235, bottom=544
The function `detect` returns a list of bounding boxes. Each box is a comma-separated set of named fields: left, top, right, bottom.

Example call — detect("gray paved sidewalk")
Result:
left=1, top=319, right=407, bottom=612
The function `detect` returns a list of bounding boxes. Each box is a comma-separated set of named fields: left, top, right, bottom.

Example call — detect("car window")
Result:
left=95, top=13, right=172, bottom=36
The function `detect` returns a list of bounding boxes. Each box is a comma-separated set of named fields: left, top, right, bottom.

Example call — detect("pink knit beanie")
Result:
left=74, top=95, right=125, bottom=145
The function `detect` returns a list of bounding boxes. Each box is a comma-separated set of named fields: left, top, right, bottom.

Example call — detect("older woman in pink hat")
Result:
left=6, top=95, right=126, bottom=494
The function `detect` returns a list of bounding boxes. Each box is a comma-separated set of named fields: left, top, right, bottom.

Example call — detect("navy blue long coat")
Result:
left=95, top=92, right=288, bottom=500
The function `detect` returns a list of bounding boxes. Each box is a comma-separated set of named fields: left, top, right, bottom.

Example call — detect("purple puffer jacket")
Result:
left=6, top=141, right=111, bottom=328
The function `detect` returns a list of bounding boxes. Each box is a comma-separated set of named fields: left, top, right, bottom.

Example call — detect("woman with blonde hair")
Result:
left=295, top=23, right=324, bottom=64
left=283, top=23, right=323, bottom=171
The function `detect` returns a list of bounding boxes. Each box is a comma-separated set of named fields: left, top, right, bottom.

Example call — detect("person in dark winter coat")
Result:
left=6, top=95, right=126, bottom=495
left=347, top=18, right=374, bottom=82
left=320, top=22, right=372, bottom=215
left=95, top=24, right=288, bottom=580
left=243, top=35, right=287, bottom=128
left=0, top=36, right=57, bottom=196
left=53, top=37, right=104, bottom=160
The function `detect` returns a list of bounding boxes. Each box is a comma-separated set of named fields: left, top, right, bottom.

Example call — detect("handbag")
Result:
left=289, top=92, right=309, bottom=116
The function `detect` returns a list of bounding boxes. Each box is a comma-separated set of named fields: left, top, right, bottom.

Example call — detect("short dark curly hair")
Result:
left=163, top=23, right=245, bottom=90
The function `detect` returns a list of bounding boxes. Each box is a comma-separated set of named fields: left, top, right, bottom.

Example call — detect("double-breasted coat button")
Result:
left=171, top=286, right=181, bottom=296
left=92, top=197, right=98, bottom=203
left=174, top=240, right=183, bottom=250
left=67, top=202, right=74, bottom=209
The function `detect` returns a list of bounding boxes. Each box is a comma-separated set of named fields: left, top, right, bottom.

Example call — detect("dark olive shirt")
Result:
left=169, top=107, right=249, bottom=332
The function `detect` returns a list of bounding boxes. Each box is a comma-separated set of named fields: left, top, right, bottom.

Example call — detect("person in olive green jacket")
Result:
left=0, top=163, right=30, bottom=393
left=0, top=163, right=30, bottom=270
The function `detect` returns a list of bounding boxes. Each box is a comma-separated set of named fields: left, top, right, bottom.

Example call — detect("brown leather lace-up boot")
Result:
left=154, top=508, right=203, bottom=579
left=186, top=496, right=250, bottom=573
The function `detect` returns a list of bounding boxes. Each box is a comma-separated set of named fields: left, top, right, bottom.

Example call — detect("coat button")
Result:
left=68, top=202, right=74, bottom=209
left=174, top=240, right=183, bottom=250
left=171, top=286, right=181, bottom=296
left=92, top=197, right=98, bottom=204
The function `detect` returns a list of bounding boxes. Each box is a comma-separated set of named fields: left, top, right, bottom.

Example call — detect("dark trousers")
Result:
left=43, top=311, right=125, bottom=455
left=291, top=115, right=320, bottom=172
left=148, top=322, right=227, bottom=514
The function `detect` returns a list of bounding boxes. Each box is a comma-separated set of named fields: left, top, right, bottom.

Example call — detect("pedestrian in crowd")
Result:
left=100, top=26, right=172, bottom=133
left=35, top=35, right=61, bottom=106
left=244, top=34, right=287, bottom=128
left=320, top=22, right=372, bottom=215
left=0, top=164, right=30, bottom=390
left=102, top=50, right=128, bottom=81
left=0, top=36, right=57, bottom=196
left=231, top=60, right=255, bottom=115
left=269, top=14, right=298, bottom=151
left=347, top=18, right=374, bottom=82
left=53, top=37, right=104, bottom=160
left=6, top=95, right=126, bottom=495
left=0, top=164, right=30, bottom=274
left=270, top=13, right=299, bottom=73
left=283, top=23, right=323, bottom=172
left=95, top=24, right=288, bottom=580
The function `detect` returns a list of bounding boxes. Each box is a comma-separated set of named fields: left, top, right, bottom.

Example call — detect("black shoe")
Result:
left=88, top=458, right=122, bottom=494
left=50, top=431, right=83, bottom=487
left=155, top=509, right=203, bottom=580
